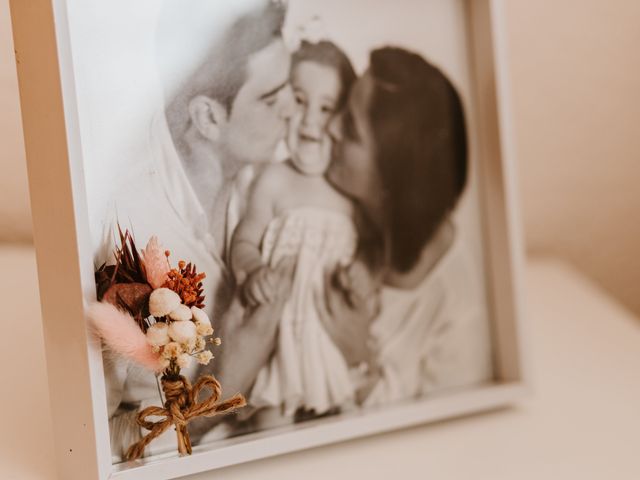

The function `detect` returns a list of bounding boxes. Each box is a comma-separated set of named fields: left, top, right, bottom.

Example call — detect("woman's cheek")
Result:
left=335, top=158, right=366, bottom=198
left=321, top=136, right=332, bottom=169
left=350, top=150, right=379, bottom=197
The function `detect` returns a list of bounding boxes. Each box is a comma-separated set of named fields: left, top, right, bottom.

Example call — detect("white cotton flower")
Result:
left=196, top=322, right=214, bottom=337
left=146, top=322, right=170, bottom=347
left=190, top=306, right=211, bottom=327
left=169, top=304, right=192, bottom=321
left=149, top=288, right=181, bottom=317
left=196, top=350, right=213, bottom=365
left=168, top=320, right=197, bottom=344
left=176, top=353, right=192, bottom=369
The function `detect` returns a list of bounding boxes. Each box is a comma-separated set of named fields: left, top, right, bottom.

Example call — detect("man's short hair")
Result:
left=369, top=47, right=468, bottom=273
left=158, top=0, right=286, bottom=113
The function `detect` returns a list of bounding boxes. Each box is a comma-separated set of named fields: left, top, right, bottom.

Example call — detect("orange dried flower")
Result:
left=163, top=261, right=206, bottom=309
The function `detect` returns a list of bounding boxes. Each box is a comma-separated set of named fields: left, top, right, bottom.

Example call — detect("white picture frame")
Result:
left=10, top=1, right=529, bottom=479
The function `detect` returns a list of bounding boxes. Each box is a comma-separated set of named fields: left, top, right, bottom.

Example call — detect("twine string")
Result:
left=125, top=374, right=246, bottom=461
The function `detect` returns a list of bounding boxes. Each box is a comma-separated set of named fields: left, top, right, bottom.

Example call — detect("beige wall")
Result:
left=505, top=0, right=640, bottom=315
left=1, top=0, right=639, bottom=314
left=0, top=0, right=30, bottom=242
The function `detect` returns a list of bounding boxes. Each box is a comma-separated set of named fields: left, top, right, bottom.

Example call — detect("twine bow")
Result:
left=125, top=374, right=246, bottom=460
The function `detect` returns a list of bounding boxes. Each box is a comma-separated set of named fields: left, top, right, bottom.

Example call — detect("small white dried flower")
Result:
left=194, top=336, right=206, bottom=352
left=196, top=350, right=213, bottom=365
left=169, top=304, right=192, bottom=321
left=146, top=322, right=170, bottom=347
left=190, top=306, right=211, bottom=327
left=162, top=341, right=182, bottom=359
left=159, top=357, right=171, bottom=369
left=196, top=322, right=214, bottom=337
left=176, top=353, right=192, bottom=369
left=168, top=320, right=197, bottom=344
left=213, top=337, right=222, bottom=346
left=149, top=288, right=181, bottom=317
left=184, top=336, right=198, bottom=353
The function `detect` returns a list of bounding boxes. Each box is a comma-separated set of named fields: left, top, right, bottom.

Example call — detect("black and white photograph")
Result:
left=66, top=0, right=498, bottom=463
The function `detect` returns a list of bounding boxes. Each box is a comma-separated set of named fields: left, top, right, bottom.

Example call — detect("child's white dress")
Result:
left=249, top=206, right=358, bottom=416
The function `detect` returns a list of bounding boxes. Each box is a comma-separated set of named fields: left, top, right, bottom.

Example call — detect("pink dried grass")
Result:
left=87, top=301, right=162, bottom=372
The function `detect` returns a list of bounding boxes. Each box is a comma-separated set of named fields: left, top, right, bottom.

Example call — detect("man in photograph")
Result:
left=105, top=0, right=297, bottom=460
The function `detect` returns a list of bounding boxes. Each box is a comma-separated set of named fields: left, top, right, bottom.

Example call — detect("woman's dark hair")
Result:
left=292, top=40, right=357, bottom=110
left=369, top=47, right=468, bottom=273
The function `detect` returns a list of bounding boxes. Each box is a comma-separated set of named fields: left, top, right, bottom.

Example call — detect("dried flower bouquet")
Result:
left=88, top=227, right=245, bottom=460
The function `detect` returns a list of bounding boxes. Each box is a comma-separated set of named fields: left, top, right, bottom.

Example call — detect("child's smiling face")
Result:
left=287, top=61, right=341, bottom=176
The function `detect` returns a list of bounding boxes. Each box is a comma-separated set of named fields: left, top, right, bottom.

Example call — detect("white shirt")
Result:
left=102, top=113, right=230, bottom=461
left=364, top=230, right=493, bottom=407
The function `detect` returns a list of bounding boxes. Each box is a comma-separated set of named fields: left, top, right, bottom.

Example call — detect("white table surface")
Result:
left=1, top=245, right=639, bottom=479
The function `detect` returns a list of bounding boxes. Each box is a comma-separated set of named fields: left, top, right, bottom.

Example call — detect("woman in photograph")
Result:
left=229, top=40, right=368, bottom=420
left=321, top=47, right=493, bottom=407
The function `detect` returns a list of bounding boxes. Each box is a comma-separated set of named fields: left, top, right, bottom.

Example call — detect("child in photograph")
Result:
left=230, top=40, right=361, bottom=419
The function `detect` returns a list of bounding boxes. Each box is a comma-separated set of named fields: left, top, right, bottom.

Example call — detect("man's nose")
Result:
left=279, top=84, right=296, bottom=119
